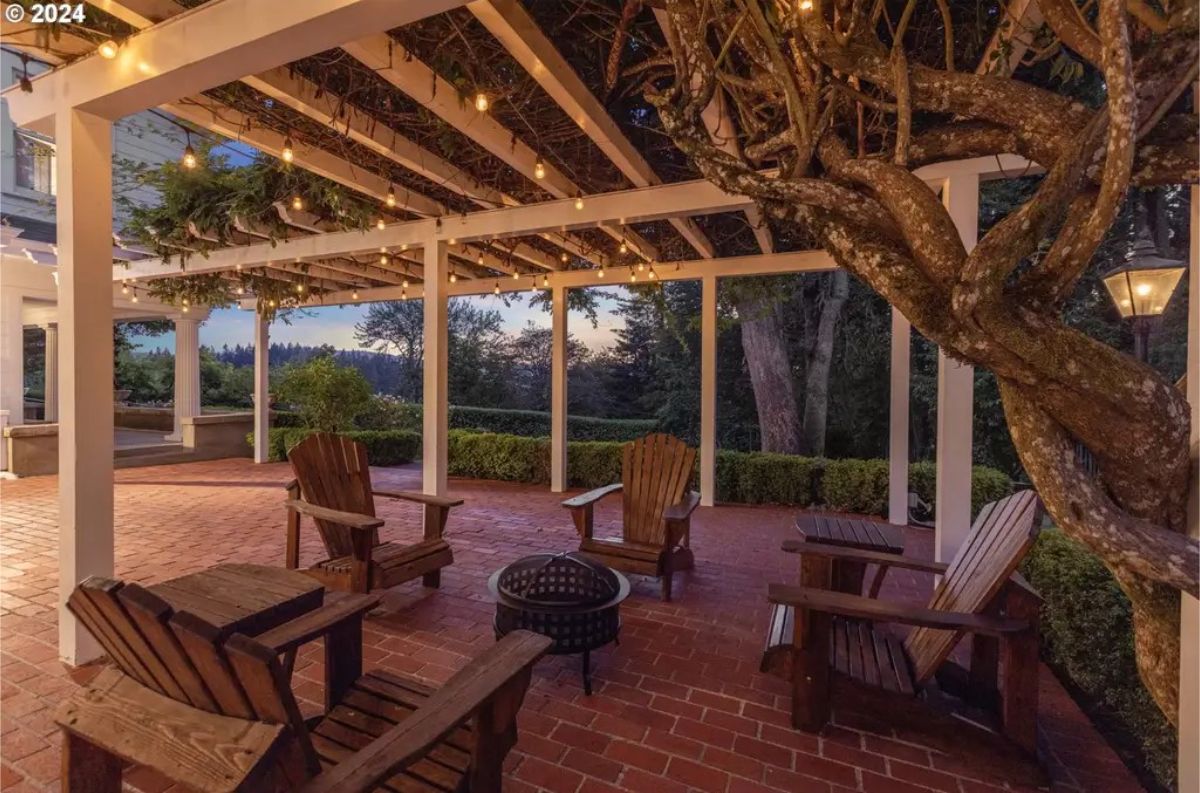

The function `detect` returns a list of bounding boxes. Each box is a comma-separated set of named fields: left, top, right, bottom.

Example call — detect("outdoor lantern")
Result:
left=1101, top=235, right=1186, bottom=360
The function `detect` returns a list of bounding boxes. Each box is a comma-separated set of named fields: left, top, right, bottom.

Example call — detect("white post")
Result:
left=935, top=173, right=978, bottom=563
left=0, top=410, right=8, bottom=471
left=253, top=310, right=271, bottom=463
left=550, top=284, right=568, bottom=492
left=888, top=308, right=911, bottom=525
left=422, top=238, right=449, bottom=497
left=169, top=316, right=201, bottom=442
left=0, top=291, right=24, bottom=427
left=1178, top=105, right=1199, bottom=793
left=56, top=108, right=114, bottom=664
left=699, top=273, right=717, bottom=506
left=42, top=323, right=58, bottom=422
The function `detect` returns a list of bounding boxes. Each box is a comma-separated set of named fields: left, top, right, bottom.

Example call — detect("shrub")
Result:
left=820, top=458, right=890, bottom=515
left=448, top=430, right=550, bottom=483
left=714, top=451, right=819, bottom=505
left=1021, top=529, right=1176, bottom=791
left=248, top=428, right=420, bottom=466
left=274, top=355, right=372, bottom=432
left=345, top=401, right=657, bottom=441
left=567, top=441, right=626, bottom=489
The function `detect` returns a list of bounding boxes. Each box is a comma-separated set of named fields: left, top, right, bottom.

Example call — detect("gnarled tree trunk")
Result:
left=801, top=270, right=849, bottom=455
left=736, top=293, right=804, bottom=453
left=649, top=0, right=1199, bottom=722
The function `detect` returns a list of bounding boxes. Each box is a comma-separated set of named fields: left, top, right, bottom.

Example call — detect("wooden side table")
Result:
left=149, top=563, right=324, bottom=638
left=794, top=514, right=906, bottom=596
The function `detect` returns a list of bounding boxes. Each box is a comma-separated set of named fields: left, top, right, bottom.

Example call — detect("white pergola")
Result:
left=1, top=2, right=1196, bottom=784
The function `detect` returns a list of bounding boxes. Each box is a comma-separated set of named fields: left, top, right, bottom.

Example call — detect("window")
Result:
left=13, top=130, right=56, bottom=195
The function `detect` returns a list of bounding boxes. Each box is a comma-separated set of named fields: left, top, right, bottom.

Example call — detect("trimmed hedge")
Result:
left=356, top=401, right=657, bottom=442
left=249, top=428, right=421, bottom=466
left=1021, top=529, right=1175, bottom=791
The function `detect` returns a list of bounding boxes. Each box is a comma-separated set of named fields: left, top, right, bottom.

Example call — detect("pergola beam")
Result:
left=471, top=0, right=716, bottom=259
left=3, top=0, right=471, bottom=132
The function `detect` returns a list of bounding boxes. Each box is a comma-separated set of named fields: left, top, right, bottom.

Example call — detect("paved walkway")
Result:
left=0, top=459, right=1141, bottom=792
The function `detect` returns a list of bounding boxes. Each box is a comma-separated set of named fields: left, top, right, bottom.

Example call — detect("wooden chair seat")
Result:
left=311, top=669, right=480, bottom=793
left=318, top=539, right=453, bottom=589
left=761, top=606, right=915, bottom=696
left=581, top=537, right=664, bottom=563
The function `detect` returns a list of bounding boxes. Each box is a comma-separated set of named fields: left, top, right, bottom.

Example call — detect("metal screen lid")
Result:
left=496, top=552, right=618, bottom=607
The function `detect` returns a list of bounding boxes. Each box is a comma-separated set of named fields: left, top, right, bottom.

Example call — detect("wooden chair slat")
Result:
left=66, top=582, right=162, bottom=694
left=169, top=612, right=256, bottom=720
left=117, top=585, right=219, bottom=712
left=905, top=491, right=1040, bottom=682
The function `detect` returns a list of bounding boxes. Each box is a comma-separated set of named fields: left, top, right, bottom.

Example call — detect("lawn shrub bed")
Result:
left=357, top=401, right=657, bottom=442
left=1021, top=529, right=1176, bottom=791
left=250, top=428, right=421, bottom=465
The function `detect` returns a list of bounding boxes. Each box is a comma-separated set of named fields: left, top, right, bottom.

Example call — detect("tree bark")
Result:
left=736, top=293, right=803, bottom=453
left=801, top=271, right=849, bottom=455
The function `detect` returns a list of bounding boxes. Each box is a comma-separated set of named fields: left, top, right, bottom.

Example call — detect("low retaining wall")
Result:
left=3, top=423, right=58, bottom=477
left=182, top=413, right=255, bottom=461
left=114, top=406, right=174, bottom=432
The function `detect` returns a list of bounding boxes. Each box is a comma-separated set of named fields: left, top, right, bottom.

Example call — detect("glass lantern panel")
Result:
left=1102, top=266, right=1185, bottom=318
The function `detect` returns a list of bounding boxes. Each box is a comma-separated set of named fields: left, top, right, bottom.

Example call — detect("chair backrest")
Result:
left=66, top=578, right=319, bottom=785
left=288, top=432, right=376, bottom=558
left=621, top=433, right=696, bottom=546
left=903, top=490, right=1042, bottom=683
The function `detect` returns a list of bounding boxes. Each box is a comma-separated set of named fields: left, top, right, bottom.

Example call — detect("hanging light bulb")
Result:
left=296, top=283, right=305, bottom=293
left=574, top=193, right=584, bottom=210
left=281, top=135, right=295, bottom=163
left=121, top=282, right=129, bottom=295
left=449, top=271, right=458, bottom=284
left=98, top=40, right=119, bottom=59
left=400, top=243, right=409, bottom=252
left=236, top=286, right=245, bottom=295
left=638, top=261, right=645, bottom=272
left=560, top=252, right=569, bottom=263
left=182, top=297, right=189, bottom=306
left=401, top=288, right=408, bottom=301
left=402, top=278, right=410, bottom=289
left=474, top=92, right=490, bottom=112
left=619, top=240, right=628, bottom=255
left=291, top=194, right=303, bottom=211
left=477, top=254, right=485, bottom=265
left=542, top=274, right=549, bottom=287
left=598, top=266, right=605, bottom=278
left=181, top=143, right=198, bottom=170
left=629, top=270, right=637, bottom=283
left=380, top=253, right=390, bottom=265
left=512, top=270, right=520, bottom=280
left=530, top=276, right=537, bottom=292
left=352, top=289, right=359, bottom=299
left=182, top=304, right=190, bottom=313
left=386, top=185, right=396, bottom=208
left=269, top=299, right=277, bottom=308
left=448, top=238, right=456, bottom=246
left=235, top=263, right=242, bottom=271
left=131, top=292, right=139, bottom=303
left=648, top=266, right=657, bottom=280
left=494, top=281, right=501, bottom=295
left=534, top=158, right=546, bottom=180
left=376, top=218, right=386, bottom=231
left=798, top=0, right=814, bottom=9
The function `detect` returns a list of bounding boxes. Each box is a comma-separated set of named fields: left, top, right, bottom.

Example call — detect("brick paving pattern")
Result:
left=0, top=459, right=1142, bottom=792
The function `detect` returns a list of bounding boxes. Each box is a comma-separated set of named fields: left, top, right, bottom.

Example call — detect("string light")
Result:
left=619, top=240, right=628, bottom=255
left=493, top=281, right=501, bottom=295
left=235, top=263, right=242, bottom=271
left=181, top=298, right=189, bottom=306
left=477, top=254, right=485, bottom=265
left=352, top=289, right=359, bottom=299
left=448, top=238, right=456, bottom=245
left=181, top=130, right=198, bottom=170
left=534, top=158, right=546, bottom=180
left=131, top=292, right=139, bottom=303
left=400, top=243, right=409, bottom=252
left=380, top=253, right=390, bottom=265
left=542, top=274, right=549, bottom=287
left=574, top=193, right=584, bottom=211
left=376, top=218, right=386, bottom=230
left=798, top=0, right=814, bottom=9
left=449, top=271, right=458, bottom=284
left=291, top=194, right=303, bottom=211
left=386, top=185, right=396, bottom=208
left=598, top=266, right=605, bottom=278
left=629, top=269, right=637, bottom=283
left=98, top=40, right=118, bottom=59
left=648, top=266, right=658, bottom=280
left=474, top=92, right=490, bottom=112
left=295, top=283, right=305, bottom=293
left=530, top=276, right=537, bottom=292
left=402, top=278, right=410, bottom=289
left=512, top=270, right=520, bottom=280
left=560, top=252, right=569, bottom=263
left=638, top=261, right=645, bottom=272
left=182, top=304, right=190, bottom=313
left=236, top=286, right=245, bottom=295
left=121, top=282, right=129, bottom=295
left=269, top=299, right=277, bottom=308
left=281, top=135, right=295, bottom=163
left=401, top=288, right=408, bottom=301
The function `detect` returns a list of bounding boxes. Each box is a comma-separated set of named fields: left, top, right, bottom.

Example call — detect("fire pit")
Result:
left=489, top=552, right=630, bottom=695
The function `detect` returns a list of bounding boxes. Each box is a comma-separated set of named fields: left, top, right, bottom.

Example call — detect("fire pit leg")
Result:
left=582, top=650, right=593, bottom=696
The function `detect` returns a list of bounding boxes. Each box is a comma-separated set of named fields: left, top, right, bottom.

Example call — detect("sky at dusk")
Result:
left=131, top=288, right=630, bottom=354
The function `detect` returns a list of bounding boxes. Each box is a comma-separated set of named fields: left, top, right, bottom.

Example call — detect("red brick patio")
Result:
left=0, top=459, right=1141, bottom=792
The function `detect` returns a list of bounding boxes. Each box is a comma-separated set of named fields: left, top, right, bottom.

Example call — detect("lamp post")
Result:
left=1101, top=235, right=1187, bottom=362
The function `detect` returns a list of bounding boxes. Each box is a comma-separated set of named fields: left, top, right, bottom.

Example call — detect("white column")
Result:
left=550, top=284, right=568, bottom=492
left=699, top=274, right=717, bottom=506
left=0, top=290, right=23, bottom=427
left=1178, top=109, right=1199, bottom=793
left=253, top=310, right=271, bottom=464
left=56, top=108, right=114, bottom=664
left=888, top=308, right=911, bottom=525
left=168, top=316, right=201, bottom=442
left=422, top=239, right=449, bottom=497
left=42, top=323, right=58, bottom=422
left=935, top=173, right=978, bottom=563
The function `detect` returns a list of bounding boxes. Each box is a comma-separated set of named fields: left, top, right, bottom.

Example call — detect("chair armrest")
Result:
left=257, top=594, right=381, bottom=655
left=561, top=483, right=622, bottom=509
left=57, top=667, right=286, bottom=793
left=781, top=540, right=947, bottom=574
left=284, top=499, right=384, bottom=532
left=373, top=490, right=464, bottom=509
left=298, top=631, right=553, bottom=793
left=663, top=491, right=701, bottom=523
left=767, top=585, right=1029, bottom=636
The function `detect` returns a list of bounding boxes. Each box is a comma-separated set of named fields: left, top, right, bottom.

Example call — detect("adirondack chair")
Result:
left=284, top=432, right=461, bottom=594
left=761, top=490, right=1045, bottom=786
left=562, top=433, right=699, bottom=601
left=57, top=577, right=551, bottom=793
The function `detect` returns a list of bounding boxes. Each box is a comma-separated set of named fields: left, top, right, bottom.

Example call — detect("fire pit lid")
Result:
left=490, top=552, right=626, bottom=611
